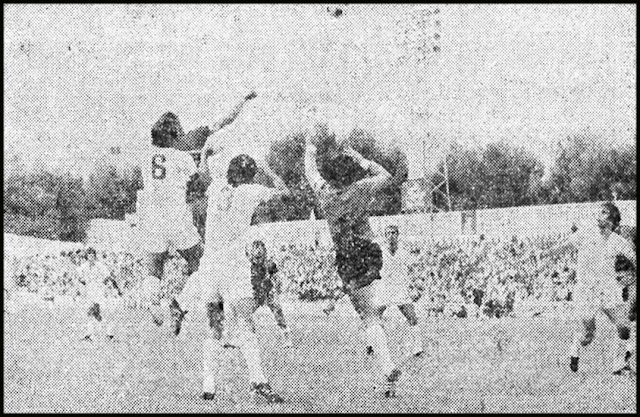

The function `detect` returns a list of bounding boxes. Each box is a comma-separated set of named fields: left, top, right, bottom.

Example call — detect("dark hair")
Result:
left=151, top=112, right=182, bottom=148
left=600, top=201, right=621, bottom=231
left=251, top=240, right=267, bottom=251
left=319, top=154, right=366, bottom=189
left=227, top=154, right=257, bottom=187
left=86, top=247, right=97, bottom=256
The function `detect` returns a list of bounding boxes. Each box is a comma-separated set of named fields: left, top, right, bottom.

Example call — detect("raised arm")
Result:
left=173, top=91, right=257, bottom=151
left=344, top=147, right=392, bottom=192
left=304, top=140, right=324, bottom=192
left=195, top=137, right=226, bottom=189
left=256, top=159, right=289, bottom=198
left=213, top=91, right=257, bottom=132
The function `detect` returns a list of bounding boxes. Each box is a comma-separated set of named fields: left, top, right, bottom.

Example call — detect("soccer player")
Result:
left=76, top=247, right=119, bottom=341
left=195, top=144, right=289, bottom=403
left=369, top=225, right=424, bottom=356
left=304, top=125, right=402, bottom=398
left=221, top=240, right=293, bottom=349
left=248, top=240, right=293, bottom=347
left=539, top=202, right=636, bottom=374
left=616, top=224, right=636, bottom=322
left=138, top=91, right=256, bottom=335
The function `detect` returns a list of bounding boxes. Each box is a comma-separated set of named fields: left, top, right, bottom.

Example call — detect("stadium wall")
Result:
left=85, top=200, right=636, bottom=252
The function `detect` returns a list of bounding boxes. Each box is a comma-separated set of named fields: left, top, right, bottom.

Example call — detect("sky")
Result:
left=4, top=4, right=636, bottom=178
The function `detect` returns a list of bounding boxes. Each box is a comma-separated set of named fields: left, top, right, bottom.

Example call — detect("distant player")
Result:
left=222, top=240, right=293, bottom=349
left=4, top=253, right=17, bottom=313
left=247, top=240, right=292, bottom=348
left=616, top=224, right=636, bottom=322
left=304, top=125, right=402, bottom=398
left=194, top=144, right=289, bottom=403
left=137, top=91, right=256, bottom=335
left=540, top=202, right=636, bottom=374
left=368, top=225, right=423, bottom=356
left=76, top=247, right=119, bottom=341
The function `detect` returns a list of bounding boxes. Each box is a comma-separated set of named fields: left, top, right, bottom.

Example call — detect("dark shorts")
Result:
left=472, top=289, right=484, bottom=307
left=87, top=302, right=102, bottom=320
left=335, top=239, right=383, bottom=291
left=254, top=287, right=276, bottom=307
left=251, top=261, right=277, bottom=306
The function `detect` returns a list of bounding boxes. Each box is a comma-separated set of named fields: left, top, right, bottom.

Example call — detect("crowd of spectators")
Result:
left=5, top=233, right=582, bottom=318
left=5, top=248, right=187, bottom=307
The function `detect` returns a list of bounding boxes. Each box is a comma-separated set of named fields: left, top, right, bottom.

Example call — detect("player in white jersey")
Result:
left=76, top=247, right=119, bottom=341
left=138, top=91, right=256, bottom=335
left=193, top=145, right=290, bottom=403
left=372, top=225, right=424, bottom=356
left=540, top=202, right=636, bottom=374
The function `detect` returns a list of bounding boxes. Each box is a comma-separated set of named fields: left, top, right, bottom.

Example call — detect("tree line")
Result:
left=3, top=130, right=636, bottom=242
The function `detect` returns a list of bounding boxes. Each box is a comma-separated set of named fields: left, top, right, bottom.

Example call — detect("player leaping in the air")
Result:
left=539, top=202, right=636, bottom=375
left=137, top=91, right=256, bottom=335
left=193, top=141, right=290, bottom=403
left=304, top=124, right=402, bottom=398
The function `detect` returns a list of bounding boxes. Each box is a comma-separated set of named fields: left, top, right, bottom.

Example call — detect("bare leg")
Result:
left=399, top=303, right=423, bottom=356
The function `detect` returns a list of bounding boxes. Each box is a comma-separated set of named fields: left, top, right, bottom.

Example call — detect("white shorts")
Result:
left=137, top=205, right=200, bottom=253
left=373, top=279, right=412, bottom=307
left=195, top=245, right=253, bottom=304
left=573, top=281, right=625, bottom=319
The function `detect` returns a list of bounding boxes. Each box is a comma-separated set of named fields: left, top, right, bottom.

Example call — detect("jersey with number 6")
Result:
left=136, top=146, right=201, bottom=252
left=138, top=146, right=196, bottom=212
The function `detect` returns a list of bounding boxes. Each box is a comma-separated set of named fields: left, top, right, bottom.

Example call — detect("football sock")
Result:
left=202, top=338, right=222, bottom=393
left=568, top=333, right=581, bottom=358
left=409, top=324, right=422, bottom=350
left=85, top=319, right=96, bottom=338
left=239, top=331, right=268, bottom=385
left=365, top=323, right=395, bottom=377
left=105, top=321, right=114, bottom=337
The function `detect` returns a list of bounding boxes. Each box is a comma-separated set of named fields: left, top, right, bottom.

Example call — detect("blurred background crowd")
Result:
left=5, top=232, right=584, bottom=318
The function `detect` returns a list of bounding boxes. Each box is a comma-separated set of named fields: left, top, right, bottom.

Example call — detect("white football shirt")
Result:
left=204, top=180, right=276, bottom=251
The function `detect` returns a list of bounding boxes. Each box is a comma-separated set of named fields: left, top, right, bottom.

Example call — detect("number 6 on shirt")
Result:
left=152, top=154, right=166, bottom=180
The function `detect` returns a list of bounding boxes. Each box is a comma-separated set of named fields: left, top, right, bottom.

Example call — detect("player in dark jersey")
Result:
left=249, top=240, right=292, bottom=347
left=304, top=124, right=401, bottom=397
left=221, top=239, right=293, bottom=349
left=616, top=224, right=636, bottom=322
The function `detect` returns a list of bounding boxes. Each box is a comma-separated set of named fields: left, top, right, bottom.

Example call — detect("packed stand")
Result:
left=5, top=234, right=582, bottom=317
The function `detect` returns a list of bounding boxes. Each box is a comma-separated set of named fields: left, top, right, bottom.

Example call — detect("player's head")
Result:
left=85, top=247, right=97, bottom=262
left=319, top=153, right=366, bottom=189
left=311, top=124, right=365, bottom=189
left=248, top=240, right=267, bottom=264
left=151, top=112, right=184, bottom=148
left=384, top=225, right=400, bottom=250
left=596, top=201, right=621, bottom=234
left=227, top=154, right=257, bottom=187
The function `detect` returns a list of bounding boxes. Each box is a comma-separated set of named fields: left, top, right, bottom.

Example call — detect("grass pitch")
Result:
left=4, top=300, right=636, bottom=413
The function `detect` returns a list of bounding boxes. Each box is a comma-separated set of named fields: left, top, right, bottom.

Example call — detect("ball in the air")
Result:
left=327, top=7, right=343, bottom=18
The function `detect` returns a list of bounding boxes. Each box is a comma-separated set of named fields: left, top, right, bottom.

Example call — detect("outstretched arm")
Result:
left=173, top=91, right=257, bottom=151
left=212, top=91, right=257, bottom=132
